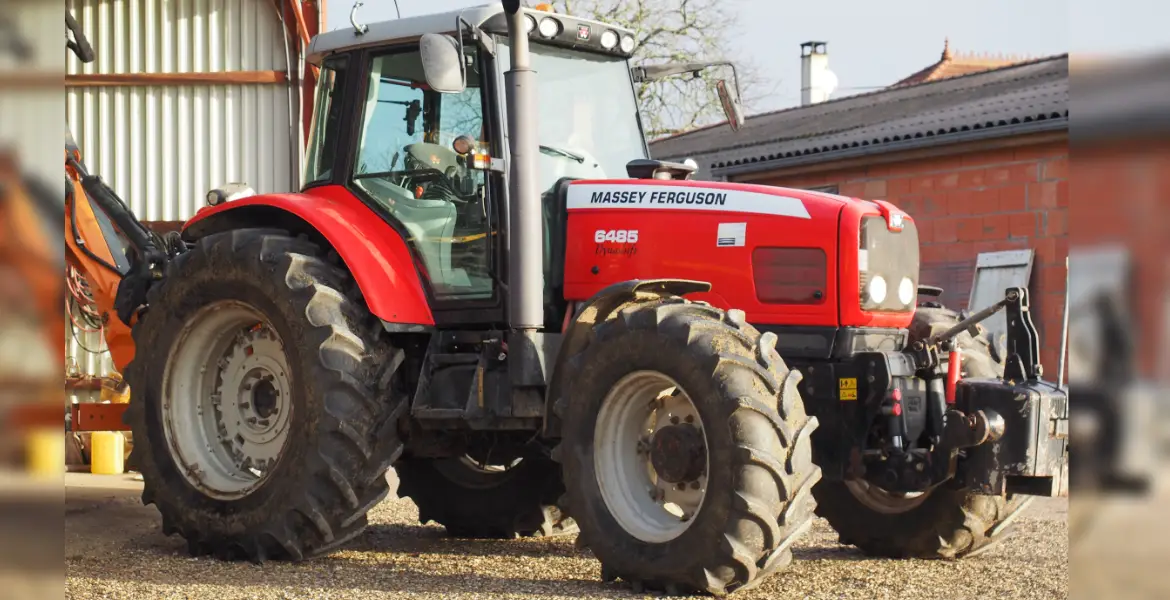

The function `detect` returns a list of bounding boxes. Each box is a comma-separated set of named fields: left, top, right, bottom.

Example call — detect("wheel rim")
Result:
left=594, top=371, right=709, bottom=543
left=844, top=479, right=930, bottom=515
left=161, top=301, right=293, bottom=500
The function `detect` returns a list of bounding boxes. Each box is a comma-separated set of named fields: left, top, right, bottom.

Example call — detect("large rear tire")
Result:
left=557, top=299, right=820, bottom=595
left=124, top=229, right=407, bottom=561
left=813, top=304, right=1030, bottom=559
left=395, top=454, right=575, bottom=538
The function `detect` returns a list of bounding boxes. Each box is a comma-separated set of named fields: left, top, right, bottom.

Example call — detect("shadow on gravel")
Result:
left=68, top=515, right=626, bottom=598
left=793, top=544, right=873, bottom=562
left=67, top=547, right=632, bottom=599
left=351, top=522, right=588, bottom=559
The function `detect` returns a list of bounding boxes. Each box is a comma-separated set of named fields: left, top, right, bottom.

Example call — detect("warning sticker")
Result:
left=839, top=378, right=858, bottom=401
left=716, top=222, right=746, bottom=247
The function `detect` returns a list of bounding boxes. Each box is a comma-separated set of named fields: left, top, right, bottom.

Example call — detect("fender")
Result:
left=184, top=184, right=434, bottom=327
left=543, top=279, right=711, bottom=438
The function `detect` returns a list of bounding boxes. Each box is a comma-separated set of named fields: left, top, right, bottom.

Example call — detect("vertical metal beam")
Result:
left=502, top=0, right=544, bottom=331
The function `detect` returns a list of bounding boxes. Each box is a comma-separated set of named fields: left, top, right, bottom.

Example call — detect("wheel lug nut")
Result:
left=670, top=416, right=680, bottom=425
left=684, top=415, right=694, bottom=424
left=676, top=483, right=686, bottom=491
left=691, top=481, right=701, bottom=490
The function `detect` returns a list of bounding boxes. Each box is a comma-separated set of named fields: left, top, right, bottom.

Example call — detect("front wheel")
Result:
left=813, top=480, right=1033, bottom=558
left=557, top=300, right=820, bottom=595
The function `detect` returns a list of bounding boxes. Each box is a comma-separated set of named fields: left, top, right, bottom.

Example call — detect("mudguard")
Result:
left=543, top=279, right=711, bottom=437
left=184, top=184, right=434, bottom=327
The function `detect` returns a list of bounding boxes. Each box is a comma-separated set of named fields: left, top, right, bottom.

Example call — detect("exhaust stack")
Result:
left=502, top=0, right=544, bottom=331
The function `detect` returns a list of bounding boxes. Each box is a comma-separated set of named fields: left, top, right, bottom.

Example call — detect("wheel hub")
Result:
left=251, top=379, right=280, bottom=419
left=650, top=424, right=705, bottom=484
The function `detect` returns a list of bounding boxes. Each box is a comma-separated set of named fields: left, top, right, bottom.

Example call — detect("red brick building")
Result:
left=650, top=55, right=1070, bottom=374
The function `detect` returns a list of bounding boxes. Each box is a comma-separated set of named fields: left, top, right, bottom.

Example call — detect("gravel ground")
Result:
left=65, top=472, right=1069, bottom=600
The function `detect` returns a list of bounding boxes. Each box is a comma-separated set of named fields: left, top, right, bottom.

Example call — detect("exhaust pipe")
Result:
left=502, top=0, right=544, bottom=331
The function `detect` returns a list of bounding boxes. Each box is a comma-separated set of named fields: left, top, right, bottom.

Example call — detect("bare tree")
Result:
left=551, top=0, right=770, bottom=139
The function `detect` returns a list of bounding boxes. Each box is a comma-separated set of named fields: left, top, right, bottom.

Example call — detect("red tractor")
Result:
left=64, top=2, right=1067, bottom=595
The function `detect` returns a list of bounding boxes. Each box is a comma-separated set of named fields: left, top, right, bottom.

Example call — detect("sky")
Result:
left=324, top=0, right=1168, bottom=114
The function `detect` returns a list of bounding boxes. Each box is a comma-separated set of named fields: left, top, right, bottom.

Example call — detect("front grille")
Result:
left=860, top=216, right=920, bottom=312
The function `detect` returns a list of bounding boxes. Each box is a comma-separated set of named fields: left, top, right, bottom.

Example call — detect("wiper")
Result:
left=539, top=144, right=584, bottom=163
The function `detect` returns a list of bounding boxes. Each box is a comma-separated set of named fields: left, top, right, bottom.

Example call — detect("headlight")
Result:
left=867, top=275, right=887, bottom=305
left=525, top=14, right=537, bottom=34
left=538, top=17, right=562, bottom=38
left=600, top=30, right=619, bottom=50
left=620, top=34, right=636, bottom=53
left=898, top=277, right=915, bottom=306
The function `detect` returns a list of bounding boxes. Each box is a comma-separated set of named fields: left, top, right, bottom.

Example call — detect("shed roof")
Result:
left=650, top=54, right=1069, bottom=178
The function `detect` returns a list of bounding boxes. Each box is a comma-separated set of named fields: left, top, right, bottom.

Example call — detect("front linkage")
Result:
left=824, top=287, right=1069, bottom=498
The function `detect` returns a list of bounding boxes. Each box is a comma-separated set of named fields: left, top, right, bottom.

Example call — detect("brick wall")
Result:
left=745, top=139, right=1070, bottom=377
left=1071, top=140, right=1170, bottom=380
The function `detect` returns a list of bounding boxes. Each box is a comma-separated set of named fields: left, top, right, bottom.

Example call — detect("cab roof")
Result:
left=307, top=3, right=636, bottom=66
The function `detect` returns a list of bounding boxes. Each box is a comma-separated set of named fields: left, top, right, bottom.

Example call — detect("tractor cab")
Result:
left=301, top=4, right=741, bottom=319
left=301, top=6, right=642, bottom=305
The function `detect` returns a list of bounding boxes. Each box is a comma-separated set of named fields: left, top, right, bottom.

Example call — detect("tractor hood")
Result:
left=560, top=178, right=917, bottom=331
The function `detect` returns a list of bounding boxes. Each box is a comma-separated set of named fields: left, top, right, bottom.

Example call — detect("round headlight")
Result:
left=898, top=277, right=915, bottom=306
left=600, top=30, right=619, bottom=50
left=868, top=275, right=887, bottom=305
left=538, top=17, right=562, bottom=38
left=620, top=34, right=636, bottom=53
left=524, top=14, right=537, bottom=34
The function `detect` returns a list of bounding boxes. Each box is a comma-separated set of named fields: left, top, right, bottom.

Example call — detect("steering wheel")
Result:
left=66, top=12, right=95, bottom=63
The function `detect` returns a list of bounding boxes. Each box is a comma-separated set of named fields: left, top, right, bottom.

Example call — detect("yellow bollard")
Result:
left=25, top=428, right=64, bottom=478
left=90, top=431, right=126, bottom=475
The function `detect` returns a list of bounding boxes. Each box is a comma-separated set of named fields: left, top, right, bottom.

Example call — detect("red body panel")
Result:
left=563, top=179, right=915, bottom=330
left=184, top=185, right=435, bottom=326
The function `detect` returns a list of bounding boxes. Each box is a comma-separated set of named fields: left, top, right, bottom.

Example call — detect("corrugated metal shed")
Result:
left=650, top=55, right=1069, bottom=180
left=65, top=0, right=299, bottom=222
left=65, top=0, right=302, bottom=383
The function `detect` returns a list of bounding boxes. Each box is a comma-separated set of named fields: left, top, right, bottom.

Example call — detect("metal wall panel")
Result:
left=66, top=0, right=297, bottom=222
left=64, top=0, right=299, bottom=380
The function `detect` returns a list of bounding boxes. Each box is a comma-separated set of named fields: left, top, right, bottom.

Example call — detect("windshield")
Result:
left=498, top=41, right=648, bottom=189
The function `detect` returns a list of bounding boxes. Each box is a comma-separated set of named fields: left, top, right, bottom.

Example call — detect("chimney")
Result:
left=801, top=41, right=838, bottom=106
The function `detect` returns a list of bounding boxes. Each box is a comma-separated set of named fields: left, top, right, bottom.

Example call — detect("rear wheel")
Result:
left=395, top=453, right=575, bottom=538
left=124, top=229, right=407, bottom=561
left=558, top=300, right=820, bottom=595
left=813, top=304, right=1029, bottom=559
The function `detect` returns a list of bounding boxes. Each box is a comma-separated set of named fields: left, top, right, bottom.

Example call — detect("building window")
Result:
left=805, top=184, right=839, bottom=194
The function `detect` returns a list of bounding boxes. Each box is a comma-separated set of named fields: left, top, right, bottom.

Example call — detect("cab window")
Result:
left=352, top=48, right=493, bottom=302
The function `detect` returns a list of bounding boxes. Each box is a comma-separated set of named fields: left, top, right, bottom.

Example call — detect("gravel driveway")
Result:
left=65, top=471, right=1068, bottom=600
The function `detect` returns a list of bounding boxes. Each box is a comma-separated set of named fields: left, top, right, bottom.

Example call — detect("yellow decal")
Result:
left=839, top=378, right=858, bottom=401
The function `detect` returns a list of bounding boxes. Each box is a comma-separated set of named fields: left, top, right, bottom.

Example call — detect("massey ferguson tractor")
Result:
left=62, top=2, right=1068, bottom=595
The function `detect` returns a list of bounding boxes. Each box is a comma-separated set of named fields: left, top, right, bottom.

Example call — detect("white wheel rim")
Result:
left=594, top=371, right=709, bottom=543
left=844, top=479, right=930, bottom=515
left=161, top=301, right=293, bottom=500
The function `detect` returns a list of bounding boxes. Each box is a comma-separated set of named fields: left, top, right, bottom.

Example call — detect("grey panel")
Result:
left=968, top=250, right=1035, bottom=345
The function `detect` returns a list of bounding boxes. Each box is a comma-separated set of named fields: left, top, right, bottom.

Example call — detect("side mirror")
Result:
left=419, top=33, right=466, bottom=94
left=716, top=80, right=745, bottom=132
